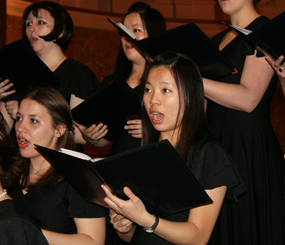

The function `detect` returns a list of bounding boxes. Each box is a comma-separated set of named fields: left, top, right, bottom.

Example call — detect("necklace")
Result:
left=0, top=189, right=7, bottom=198
left=30, top=159, right=49, bottom=175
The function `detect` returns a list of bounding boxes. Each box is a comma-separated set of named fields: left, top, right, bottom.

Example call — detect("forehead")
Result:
left=147, top=66, right=176, bottom=85
left=27, top=8, right=54, bottom=20
left=124, top=12, right=143, bottom=26
left=19, top=99, right=48, bottom=116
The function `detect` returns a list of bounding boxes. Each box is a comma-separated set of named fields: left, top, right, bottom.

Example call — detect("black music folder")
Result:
left=224, top=11, right=285, bottom=62
left=0, top=39, right=61, bottom=101
left=35, top=140, right=212, bottom=217
left=71, top=82, right=141, bottom=141
left=108, top=18, right=237, bottom=79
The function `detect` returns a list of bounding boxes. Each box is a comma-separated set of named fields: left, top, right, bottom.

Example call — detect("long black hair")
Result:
left=141, top=51, right=212, bottom=162
left=113, top=2, right=166, bottom=85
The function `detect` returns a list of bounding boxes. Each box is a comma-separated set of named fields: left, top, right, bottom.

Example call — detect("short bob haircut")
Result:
left=113, top=2, right=166, bottom=85
left=17, top=87, right=75, bottom=189
left=141, top=51, right=212, bottom=162
left=22, top=1, right=73, bottom=52
left=0, top=112, right=20, bottom=189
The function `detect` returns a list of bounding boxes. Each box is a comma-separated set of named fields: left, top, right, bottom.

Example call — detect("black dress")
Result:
left=129, top=139, right=243, bottom=245
left=54, top=58, right=100, bottom=153
left=54, top=58, right=100, bottom=104
left=8, top=180, right=106, bottom=233
left=100, top=74, right=142, bottom=157
left=0, top=199, right=48, bottom=245
left=207, top=16, right=285, bottom=244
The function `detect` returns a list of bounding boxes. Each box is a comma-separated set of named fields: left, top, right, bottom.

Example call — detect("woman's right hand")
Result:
left=73, top=121, right=109, bottom=146
left=0, top=79, right=15, bottom=100
left=109, top=208, right=134, bottom=234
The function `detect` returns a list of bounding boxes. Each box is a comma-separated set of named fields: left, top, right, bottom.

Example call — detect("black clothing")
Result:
left=100, top=74, right=142, bottom=157
left=54, top=58, right=100, bottom=103
left=0, top=199, right=48, bottom=245
left=207, top=16, right=285, bottom=244
left=129, top=140, right=243, bottom=245
left=9, top=180, right=106, bottom=233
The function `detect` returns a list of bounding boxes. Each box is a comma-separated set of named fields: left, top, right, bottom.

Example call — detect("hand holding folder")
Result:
left=71, top=82, right=141, bottom=141
left=108, top=18, right=237, bottom=79
left=35, top=140, right=212, bottom=217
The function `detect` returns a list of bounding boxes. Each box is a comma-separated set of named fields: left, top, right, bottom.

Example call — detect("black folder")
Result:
left=35, top=140, right=212, bottom=217
left=224, top=11, right=285, bottom=62
left=71, top=82, right=141, bottom=141
left=108, top=18, right=237, bottom=79
left=0, top=39, right=61, bottom=101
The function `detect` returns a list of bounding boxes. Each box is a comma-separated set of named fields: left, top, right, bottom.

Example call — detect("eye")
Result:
left=30, top=118, right=39, bottom=124
left=38, top=20, right=46, bottom=25
left=163, top=88, right=171, bottom=93
left=16, top=116, right=22, bottom=121
left=133, top=29, right=141, bottom=33
left=26, top=22, right=32, bottom=27
left=144, top=87, right=151, bottom=93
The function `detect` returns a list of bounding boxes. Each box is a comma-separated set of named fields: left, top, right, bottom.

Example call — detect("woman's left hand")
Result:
left=101, top=185, right=154, bottom=228
left=124, top=119, right=142, bottom=138
left=266, top=55, right=285, bottom=79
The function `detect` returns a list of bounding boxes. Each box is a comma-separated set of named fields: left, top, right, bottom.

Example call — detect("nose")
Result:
left=28, top=23, right=36, bottom=33
left=16, top=119, right=27, bottom=134
left=150, top=91, right=160, bottom=106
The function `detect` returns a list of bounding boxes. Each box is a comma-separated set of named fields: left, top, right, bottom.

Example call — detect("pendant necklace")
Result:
left=30, top=159, right=49, bottom=175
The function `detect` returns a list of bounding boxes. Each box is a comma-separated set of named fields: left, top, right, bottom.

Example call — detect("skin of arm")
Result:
left=102, top=185, right=226, bottom=245
left=265, top=55, right=285, bottom=97
left=0, top=101, right=14, bottom=132
left=42, top=217, right=106, bottom=245
left=203, top=53, right=274, bottom=112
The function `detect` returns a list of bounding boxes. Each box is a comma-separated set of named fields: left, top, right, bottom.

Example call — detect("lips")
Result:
left=152, top=112, right=164, bottom=123
left=17, top=137, right=29, bottom=148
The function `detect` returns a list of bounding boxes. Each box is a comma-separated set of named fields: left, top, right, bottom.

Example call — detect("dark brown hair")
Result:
left=17, top=88, right=75, bottom=189
left=0, top=113, right=20, bottom=189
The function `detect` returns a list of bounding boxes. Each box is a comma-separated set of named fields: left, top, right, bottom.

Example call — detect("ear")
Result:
left=54, top=124, right=67, bottom=138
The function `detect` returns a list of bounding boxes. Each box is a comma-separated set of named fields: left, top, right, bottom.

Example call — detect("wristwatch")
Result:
left=143, top=215, right=159, bottom=233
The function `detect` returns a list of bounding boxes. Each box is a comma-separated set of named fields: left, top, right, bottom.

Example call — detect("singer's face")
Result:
left=121, top=13, right=148, bottom=64
left=25, top=9, right=56, bottom=54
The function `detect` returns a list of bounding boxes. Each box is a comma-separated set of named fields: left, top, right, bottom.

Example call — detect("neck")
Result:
left=30, top=156, right=50, bottom=176
left=230, top=6, right=260, bottom=28
left=37, top=47, right=67, bottom=72
left=127, top=63, right=145, bottom=88
left=159, top=131, right=180, bottom=147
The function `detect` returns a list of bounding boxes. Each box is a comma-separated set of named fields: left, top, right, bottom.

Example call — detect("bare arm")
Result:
left=203, top=52, right=274, bottom=112
left=42, top=217, right=106, bottom=245
left=0, top=101, right=14, bottom=132
left=103, top=185, right=226, bottom=245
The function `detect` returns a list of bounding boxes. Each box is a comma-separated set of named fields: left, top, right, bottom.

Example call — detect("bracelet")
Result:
left=86, top=139, right=99, bottom=146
